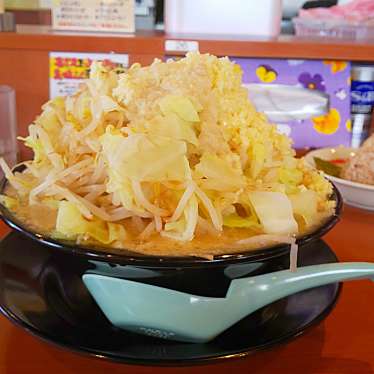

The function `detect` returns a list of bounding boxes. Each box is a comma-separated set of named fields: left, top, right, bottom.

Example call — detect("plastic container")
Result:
left=293, top=17, right=374, bottom=40
left=164, top=0, right=282, bottom=37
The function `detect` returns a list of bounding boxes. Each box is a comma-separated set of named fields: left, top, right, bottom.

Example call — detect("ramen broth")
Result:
left=4, top=186, right=327, bottom=257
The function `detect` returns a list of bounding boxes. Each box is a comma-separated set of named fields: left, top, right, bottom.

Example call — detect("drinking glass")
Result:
left=0, top=85, right=18, bottom=178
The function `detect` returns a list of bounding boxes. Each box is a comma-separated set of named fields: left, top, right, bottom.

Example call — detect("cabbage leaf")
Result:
left=159, top=95, right=200, bottom=122
left=195, top=153, right=245, bottom=191
left=248, top=191, right=298, bottom=234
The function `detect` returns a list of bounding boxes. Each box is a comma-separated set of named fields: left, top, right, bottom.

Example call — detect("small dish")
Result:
left=305, top=147, right=374, bottom=211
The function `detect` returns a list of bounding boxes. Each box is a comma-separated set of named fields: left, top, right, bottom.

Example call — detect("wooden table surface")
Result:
left=0, top=205, right=373, bottom=374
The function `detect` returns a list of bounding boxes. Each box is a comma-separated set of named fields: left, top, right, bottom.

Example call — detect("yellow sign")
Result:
left=49, top=51, right=128, bottom=98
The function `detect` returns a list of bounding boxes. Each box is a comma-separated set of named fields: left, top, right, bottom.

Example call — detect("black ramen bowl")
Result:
left=0, top=165, right=342, bottom=299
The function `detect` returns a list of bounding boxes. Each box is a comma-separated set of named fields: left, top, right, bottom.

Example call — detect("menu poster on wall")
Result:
left=49, top=51, right=129, bottom=98
left=52, top=0, right=135, bottom=33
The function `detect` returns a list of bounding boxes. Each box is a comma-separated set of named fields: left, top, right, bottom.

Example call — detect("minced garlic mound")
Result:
left=0, top=53, right=335, bottom=251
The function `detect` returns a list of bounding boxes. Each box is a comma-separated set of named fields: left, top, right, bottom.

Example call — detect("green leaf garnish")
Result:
left=314, top=157, right=342, bottom=177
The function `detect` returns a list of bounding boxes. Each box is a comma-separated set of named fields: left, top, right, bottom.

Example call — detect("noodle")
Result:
left=289, top=237, right=298, bottom=273
left=194, top=185, right=222, bottom=231
left=131, top=180, right=168, bottom=217
left=139, top=221, right=155, bottom=240
left=169, top=181, right=195, bottom=222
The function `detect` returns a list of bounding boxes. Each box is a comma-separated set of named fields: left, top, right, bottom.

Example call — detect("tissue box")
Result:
left=234, top=58, right=352, bottom=149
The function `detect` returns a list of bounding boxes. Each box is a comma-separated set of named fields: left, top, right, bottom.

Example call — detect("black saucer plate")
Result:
left=0, top=232, right=341, bottom=366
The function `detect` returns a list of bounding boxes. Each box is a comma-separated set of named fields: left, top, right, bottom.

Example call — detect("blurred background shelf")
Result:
left=1, top=25, right=374, bottom=61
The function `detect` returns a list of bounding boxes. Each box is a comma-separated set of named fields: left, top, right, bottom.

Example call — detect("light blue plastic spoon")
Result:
left=83, top=262, right=374, bottom=343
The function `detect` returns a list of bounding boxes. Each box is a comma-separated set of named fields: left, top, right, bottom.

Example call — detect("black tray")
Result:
left=0, top=232, right=341, bottom=366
